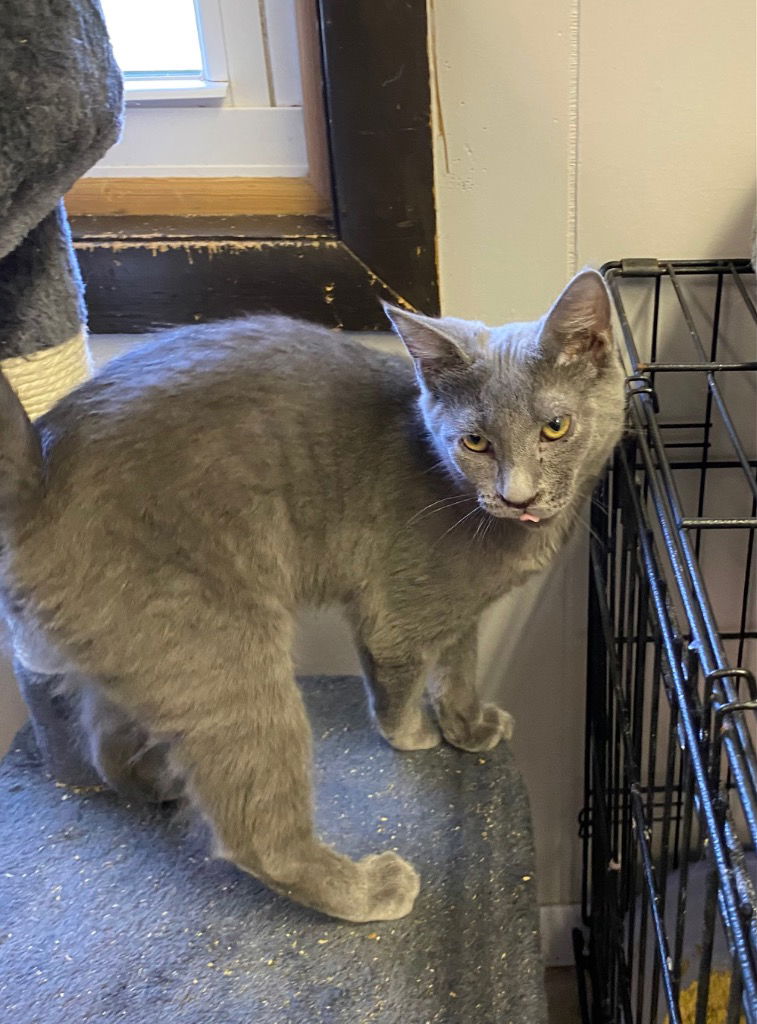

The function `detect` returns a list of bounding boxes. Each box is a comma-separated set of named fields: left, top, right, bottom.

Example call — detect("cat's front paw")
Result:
left=440, top=703, right=515, bottom=753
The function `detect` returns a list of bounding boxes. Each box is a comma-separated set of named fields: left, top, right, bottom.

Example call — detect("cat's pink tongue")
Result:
left=519, top=512, right=541, bottom=523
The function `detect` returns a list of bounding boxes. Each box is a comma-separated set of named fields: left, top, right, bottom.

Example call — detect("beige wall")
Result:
left=431, top=0, right=756, bottom=916
left=0, top=646, right=26, bottom=755
left=576, top=1, right=755, bottom=263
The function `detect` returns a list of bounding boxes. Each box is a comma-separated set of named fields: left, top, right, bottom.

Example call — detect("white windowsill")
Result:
left=124, top=77, right=229, bottom=106
left=88, top=105, right=308, bottom=178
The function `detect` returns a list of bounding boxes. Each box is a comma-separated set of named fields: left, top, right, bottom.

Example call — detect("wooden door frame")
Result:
left=74, top=0, right=439, bottom=333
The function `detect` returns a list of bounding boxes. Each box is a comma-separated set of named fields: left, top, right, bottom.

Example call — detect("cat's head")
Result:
left=384, top=269, right=625, bottom=526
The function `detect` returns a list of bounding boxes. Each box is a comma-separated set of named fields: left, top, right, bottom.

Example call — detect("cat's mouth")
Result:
left=479, top=495, right=552, bottom=524
left=512, top=509, right=553, bottom=527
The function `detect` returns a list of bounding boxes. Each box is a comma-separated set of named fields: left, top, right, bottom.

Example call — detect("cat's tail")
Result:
left=0, top=372, right=44, bottom=530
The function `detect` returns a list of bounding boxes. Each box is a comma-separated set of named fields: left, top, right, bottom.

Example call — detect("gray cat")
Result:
left=0, top=269, right=624, bottom=922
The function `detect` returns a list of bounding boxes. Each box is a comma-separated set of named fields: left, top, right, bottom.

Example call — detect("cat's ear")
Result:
left=382, top=303, right=471, bottom=385
left=539, top=269, right=613, bottom=368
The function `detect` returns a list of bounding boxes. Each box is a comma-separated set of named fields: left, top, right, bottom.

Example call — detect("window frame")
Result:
left=106, top=0, right=230, bottom=104
left=92, top=0, right=305, bottom=177
left=73, top=0, right=439, bottom=330
left=193, top=0, right=229, bottom=88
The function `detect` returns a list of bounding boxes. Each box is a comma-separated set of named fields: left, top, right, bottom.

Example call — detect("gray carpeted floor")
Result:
left=1, top=675, right=547, bottom=1024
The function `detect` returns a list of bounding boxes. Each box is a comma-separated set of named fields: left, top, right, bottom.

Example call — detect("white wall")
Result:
left=430, top=0, right=755, bottom=919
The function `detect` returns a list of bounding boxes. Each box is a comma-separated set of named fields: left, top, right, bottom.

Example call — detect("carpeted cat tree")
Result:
left=2, top=677, right=548, bottom=1024
left=0, top=6, right=548, bottom=1022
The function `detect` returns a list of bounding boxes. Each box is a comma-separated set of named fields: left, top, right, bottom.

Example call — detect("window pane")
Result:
left=100, top=0, right=204, bottom=77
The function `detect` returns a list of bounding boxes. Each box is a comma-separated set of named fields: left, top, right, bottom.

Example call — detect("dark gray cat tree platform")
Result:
left=0, top=676, right=547, bottom=1024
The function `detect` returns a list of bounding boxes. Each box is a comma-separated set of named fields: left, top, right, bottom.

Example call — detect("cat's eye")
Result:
left=461, top=434, right=491, bottom=453
left=541, top=415, right=571, bottom=441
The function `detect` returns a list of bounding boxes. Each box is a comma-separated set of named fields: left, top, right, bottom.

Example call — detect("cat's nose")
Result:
left=499, top=493, right=538, bottom=510
left=498, top=467, right=538, bottom=509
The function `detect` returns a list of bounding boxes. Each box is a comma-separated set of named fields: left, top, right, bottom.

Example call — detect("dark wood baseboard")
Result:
left=74, top=218, right=408, bottom=332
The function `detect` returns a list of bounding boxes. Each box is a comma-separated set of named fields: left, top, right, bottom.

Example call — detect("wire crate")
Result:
left=575, top=258, right=757, bottom=1024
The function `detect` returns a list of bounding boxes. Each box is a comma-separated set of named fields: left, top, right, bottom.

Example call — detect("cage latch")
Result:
left=625, top=373, right=660, bottom=413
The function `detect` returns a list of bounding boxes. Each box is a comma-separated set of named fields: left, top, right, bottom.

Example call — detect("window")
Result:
left=78, top=0, right=313, bottom=202
left=100, top=0, right=216, bottom=101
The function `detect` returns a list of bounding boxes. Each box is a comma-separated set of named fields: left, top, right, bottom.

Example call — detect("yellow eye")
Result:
left=541, top=415, right=571, bottom=441
left=461, top=434, right=490, bottom=453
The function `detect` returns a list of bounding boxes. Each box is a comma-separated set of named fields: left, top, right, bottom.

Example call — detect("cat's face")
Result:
left=386, top=270, right=626, bottom=527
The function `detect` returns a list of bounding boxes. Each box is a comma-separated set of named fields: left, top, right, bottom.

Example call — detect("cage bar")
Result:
left=576, top=258, right=757, bottom=1024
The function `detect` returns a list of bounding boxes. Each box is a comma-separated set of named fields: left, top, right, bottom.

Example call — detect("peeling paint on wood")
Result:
left=77, top=239, right=406, bottom=333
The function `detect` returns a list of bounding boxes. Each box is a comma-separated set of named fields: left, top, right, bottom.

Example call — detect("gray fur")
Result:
left=0, top=270, right=624, bottom=922
left=0, top=0, right=122, bottom=262
left=0, top=0, right=122, bottom=355
left=0, top=206, right=86, bottom=357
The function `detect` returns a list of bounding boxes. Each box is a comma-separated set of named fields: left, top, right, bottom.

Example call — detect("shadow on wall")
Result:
left=0, top=621, right=29, bottom=756
left=478, top=527, right=590, bottom=907
left=710, top=194, right=757, bottom=261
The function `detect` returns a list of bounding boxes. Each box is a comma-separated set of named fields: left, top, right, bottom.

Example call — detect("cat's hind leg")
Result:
left=126, top=609, right=419, bottom=922
left=77, top=682, right=180, bottom=802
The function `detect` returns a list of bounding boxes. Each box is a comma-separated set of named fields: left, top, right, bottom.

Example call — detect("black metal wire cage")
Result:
left=575, top=258, right=757, bottom=1024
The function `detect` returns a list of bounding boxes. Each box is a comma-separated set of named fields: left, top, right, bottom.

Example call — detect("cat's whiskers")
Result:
left=388, top=494, right=477, bottom=555
left=566, top=506, right=604, bottom=547
left=405, top=493, right=477, bottom=528
left=473, top=510, right=495, bottom=543
left=420, top=456, right=453, bottom=477
left=433, top=505, right=485, bottom=546
left=587, top=494, right=609, bottom=514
